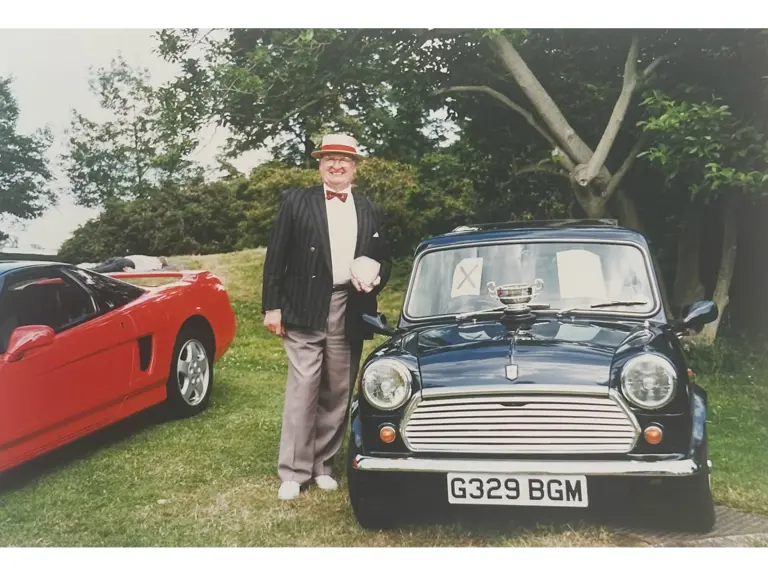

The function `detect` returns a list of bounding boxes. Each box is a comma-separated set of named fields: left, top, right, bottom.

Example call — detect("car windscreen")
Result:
left=404, top=241, right=658, bottom=319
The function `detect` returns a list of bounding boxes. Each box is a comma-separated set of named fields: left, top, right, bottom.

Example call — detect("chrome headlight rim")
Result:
left=361, top=358, right=413, bottom=411
left=620, top=352, right=678, bottom=410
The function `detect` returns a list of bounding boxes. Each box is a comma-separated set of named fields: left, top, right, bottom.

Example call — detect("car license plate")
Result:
left=446, top=473, right=588, bottom=507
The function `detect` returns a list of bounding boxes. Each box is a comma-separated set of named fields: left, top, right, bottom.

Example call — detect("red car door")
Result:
left=0, top=265, right=139, bottom=471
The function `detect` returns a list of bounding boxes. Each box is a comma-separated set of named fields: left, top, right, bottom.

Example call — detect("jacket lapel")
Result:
left=308, top=186, right=332, bottom=272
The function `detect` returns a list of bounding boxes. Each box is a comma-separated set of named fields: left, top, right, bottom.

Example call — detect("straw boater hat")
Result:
left=311, top=134, right=365, bottom=161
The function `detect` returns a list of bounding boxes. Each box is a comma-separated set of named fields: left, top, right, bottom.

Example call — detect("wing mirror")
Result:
left=362, top=313, right=400, bottom=337
left=5, top=325, right=55, bottom=362
left=681, top=300, right=718, bottom=332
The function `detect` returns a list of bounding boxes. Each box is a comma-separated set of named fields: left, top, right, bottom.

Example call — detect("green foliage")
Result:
left=60, top=56, right=202, bottom=208
left=233, top=162, right=320, bottom=249
left=155, top=29, right=451, bottom=167
left=58, top=158, right=457, bottom=262
left=685, top=329, right=768, bottom=375
left=638, top=89, right=767, bottom=200
left=58, top=178, right=244, bottom=261
left=0, top=77, right=54, bottom=241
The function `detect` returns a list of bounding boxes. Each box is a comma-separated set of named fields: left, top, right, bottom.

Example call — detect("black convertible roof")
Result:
left=0, top=260, right=64, bottom=276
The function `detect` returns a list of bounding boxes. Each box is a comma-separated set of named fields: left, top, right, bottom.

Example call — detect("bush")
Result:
left=59, top=158, right=459, bottom=262
left=58, top=178, right=245, bottom=261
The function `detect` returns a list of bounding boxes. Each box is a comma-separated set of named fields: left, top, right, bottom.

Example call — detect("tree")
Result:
left=134, top=28, right=768, bottom=338
left=58, top=178, right=243, bottom=262
left=637, top=90, right=767, bottom=344
left=60, top=56, right=202, bottom=208
left=155, top=29, right=453, bottom=167
left=0, top=77, right=54, bottom=243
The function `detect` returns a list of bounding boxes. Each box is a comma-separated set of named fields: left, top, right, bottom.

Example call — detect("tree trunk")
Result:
left=611, top=188, right=674, bottom=317
left=477, top=33, right=681, bottom=315
left=673, top=203, right=705, bottom=314
left=612, top=188, right=643, bottom=231
left=692, top=195, right=739, bottom=346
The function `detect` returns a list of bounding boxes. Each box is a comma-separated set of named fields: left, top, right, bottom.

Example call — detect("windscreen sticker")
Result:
left=451, top=257, right=483, bottom=298
left=556, top=249, right=608, bottom=300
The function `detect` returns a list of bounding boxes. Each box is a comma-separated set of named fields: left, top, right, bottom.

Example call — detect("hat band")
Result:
left=320, top=144, right=357, bottom=153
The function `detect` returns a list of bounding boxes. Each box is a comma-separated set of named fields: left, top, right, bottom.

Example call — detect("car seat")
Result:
left=0, top=289, right=22, bottom=354
left=17, top=283, right=64, bottom=331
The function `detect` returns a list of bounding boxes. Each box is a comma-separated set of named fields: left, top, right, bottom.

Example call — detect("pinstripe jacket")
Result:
left=261, top=185, right=392, bottom=341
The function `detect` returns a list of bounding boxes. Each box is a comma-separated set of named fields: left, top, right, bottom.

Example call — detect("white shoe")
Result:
left=278, top=481, right=301, bottom=500
left=315, top=475, right=338, bottom=491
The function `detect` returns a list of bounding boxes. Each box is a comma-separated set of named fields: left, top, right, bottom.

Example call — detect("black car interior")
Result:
left=0, top=275, right=97, bottom=354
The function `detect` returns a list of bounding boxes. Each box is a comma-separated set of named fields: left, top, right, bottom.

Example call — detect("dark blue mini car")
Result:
left=346, top=220, right=717, bottom=532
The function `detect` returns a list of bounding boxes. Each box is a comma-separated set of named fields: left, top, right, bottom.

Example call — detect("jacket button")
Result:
left=311, top=275, right=316, bottom=279
left=310, top=246, right=315, bottom=252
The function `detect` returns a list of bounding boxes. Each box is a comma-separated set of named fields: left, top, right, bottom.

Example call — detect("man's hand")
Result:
left=351, top=273, right=381, bottom=293
left=264, top=309, right=285, bottom=336
left=350, top=256, right=381, bottom=293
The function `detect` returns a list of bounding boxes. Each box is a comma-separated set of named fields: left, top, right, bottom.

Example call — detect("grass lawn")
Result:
left=0, top=249, right=766, bottom=546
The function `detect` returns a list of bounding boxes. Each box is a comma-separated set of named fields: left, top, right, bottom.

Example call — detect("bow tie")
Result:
left=325, top=190, right=348, bottom=202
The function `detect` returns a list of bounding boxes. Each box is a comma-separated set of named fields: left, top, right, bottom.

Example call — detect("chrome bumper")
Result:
left=352, top=455, right=711, bottom=477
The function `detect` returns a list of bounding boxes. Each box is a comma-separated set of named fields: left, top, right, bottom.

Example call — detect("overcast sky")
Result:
left=0, top=29, right=267, bottom=252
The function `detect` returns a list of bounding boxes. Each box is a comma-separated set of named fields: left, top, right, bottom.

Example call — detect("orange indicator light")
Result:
left=644, top=425, right=663, bottom=445
left=380, top=425, right=396, bottom=443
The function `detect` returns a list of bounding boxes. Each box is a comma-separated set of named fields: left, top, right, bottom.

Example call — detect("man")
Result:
left=261, top=134, right=392, bottom=500
left=92, top=254, right=169, bottom=273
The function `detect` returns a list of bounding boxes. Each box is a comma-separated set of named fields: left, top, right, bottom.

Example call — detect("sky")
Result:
left=0, top=29, right=268, bottom=253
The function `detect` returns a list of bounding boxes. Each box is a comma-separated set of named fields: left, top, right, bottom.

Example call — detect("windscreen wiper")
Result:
left=557, top=300, right=649, bottom=316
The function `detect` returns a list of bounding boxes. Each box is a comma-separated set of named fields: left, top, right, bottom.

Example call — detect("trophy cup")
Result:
left=486, top=279, right=543, bottom=316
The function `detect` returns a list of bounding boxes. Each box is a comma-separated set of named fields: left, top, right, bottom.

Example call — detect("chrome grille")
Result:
left=401, top=389, right=640, bottom=454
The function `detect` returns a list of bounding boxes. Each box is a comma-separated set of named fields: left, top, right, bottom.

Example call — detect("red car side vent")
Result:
left=138, top=335, right=153, bottom=371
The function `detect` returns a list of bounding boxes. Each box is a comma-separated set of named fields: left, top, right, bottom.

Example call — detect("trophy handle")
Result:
left=487, top=281, right=498, bottom=297
left=533, top=278, right=544, bottom=294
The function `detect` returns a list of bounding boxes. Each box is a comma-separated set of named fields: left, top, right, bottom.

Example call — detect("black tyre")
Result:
left=346, top=433, right=401, bottom=530
left=664, top=464, right=715, bottom=533
left=165, top=326, right=214, bottom=418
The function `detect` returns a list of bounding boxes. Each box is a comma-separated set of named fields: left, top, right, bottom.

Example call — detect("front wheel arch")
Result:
left=179, top=315, right=215, bottom=357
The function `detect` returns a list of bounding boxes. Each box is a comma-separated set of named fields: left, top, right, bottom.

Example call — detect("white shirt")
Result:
left=324, top=186, right=358, bottom=285
left=126, top=255, right=164, bottom=272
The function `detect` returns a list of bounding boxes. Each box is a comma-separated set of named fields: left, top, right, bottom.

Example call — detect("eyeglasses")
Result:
left=321, top=156, right=354, bottom=166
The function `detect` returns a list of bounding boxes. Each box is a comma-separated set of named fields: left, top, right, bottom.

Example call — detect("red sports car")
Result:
left=0, top=260, right=236, bottom=473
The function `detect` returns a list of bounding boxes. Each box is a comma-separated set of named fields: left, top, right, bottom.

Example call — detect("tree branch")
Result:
left=573, top=35, right=640, bottom=188
left=603, top=134, right=649, bottom=201
left=516, top=164, right=571, bottom=179
left=642, top=51, right=676, bottom=80
left=434, top=85, right=560, bottom=151
left=568, top=173, right=598, bottom=215
left=264, top=98, right=323, bottom=124
left=489, top=34, right=593, bottom=166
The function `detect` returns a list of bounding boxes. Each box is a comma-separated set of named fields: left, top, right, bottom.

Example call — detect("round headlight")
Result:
left=361, top=359, right=412, bottom=411
left=621, top=353, right=677, bottom=409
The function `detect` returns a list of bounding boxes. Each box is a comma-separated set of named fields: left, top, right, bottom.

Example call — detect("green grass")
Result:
left=686, top=338, right=768, bottom=516
left=0, top=249, right=765, bottom=546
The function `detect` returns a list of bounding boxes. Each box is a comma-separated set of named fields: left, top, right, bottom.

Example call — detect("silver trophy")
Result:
left=487, top=279, right=543, bottom=314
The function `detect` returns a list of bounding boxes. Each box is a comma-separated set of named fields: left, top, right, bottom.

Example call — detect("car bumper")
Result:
left=352, top=455, right=711, bottom=477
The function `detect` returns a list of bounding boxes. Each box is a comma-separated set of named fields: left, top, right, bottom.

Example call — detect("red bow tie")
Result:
left=326, top=190, right=348, bottom=202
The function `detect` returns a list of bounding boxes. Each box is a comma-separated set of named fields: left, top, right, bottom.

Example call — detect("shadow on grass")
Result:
left=0, top=404, right=168, bottom=494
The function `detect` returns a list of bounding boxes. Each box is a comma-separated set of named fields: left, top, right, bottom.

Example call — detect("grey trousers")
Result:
left=278, top=290, right=363, bottom=484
